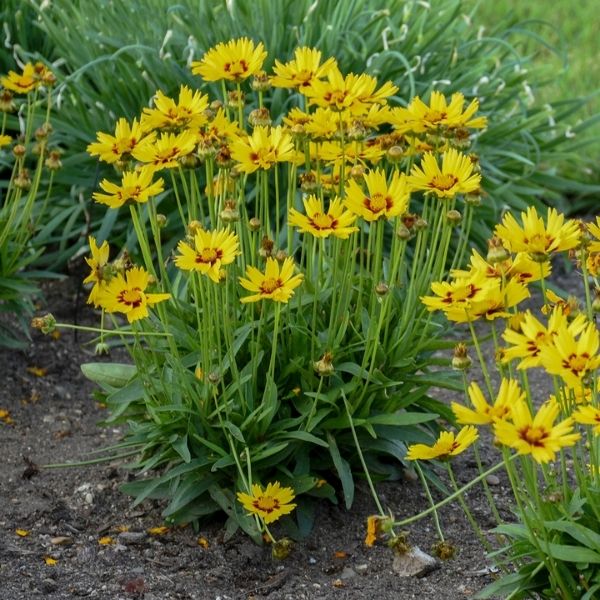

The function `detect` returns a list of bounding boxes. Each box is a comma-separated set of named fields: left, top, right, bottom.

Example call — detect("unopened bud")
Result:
left=210, top=99, right=223, bottom=112
left=227, top=90, right=245, bottom=110
left=396, top=223, right=412, bottom=241
left=486, top=236, right=510, bottom=264
left=180, top=153, right=200, bottom=169
left=275, top=249, right=288, bottom=262
left=13, top=144, right=26, bottom=158
left=386, top=145, right=404, bottom=163
left=452, top=343, right=471, bottom=371
left=349, top=164, right=366, bottom=180
left=208, top=370, right=220, bottom=385
left=446, top=209, right=462, bottom=225
left=187, top=220, right=203, bottom=237
left=414, top=217, right=428, bottom=231
left=14, top=169, right=31, bottom=189
left=375, top=282, right=389, bottom=296
left=0, top=89, right=16, bottom=112
left=464, top=192, right=482, bottom=207
left=156, top=213, right=167, bottom=228
left=45, top=149, right=62, bottom=170
left=252, top=70, right=271, bottom=92
left=220, top=201, right=239, bottom=223
left=259, top=236, right=274, bottom=258
left=35, top=123, right=53, bottom=141
left=94, top=342, right=110, bottom=356
left=42, top=71, right=57, bottom=87
left=248, top=217, right=261, bottom=232
left=248, top=107, right=271, bottom=128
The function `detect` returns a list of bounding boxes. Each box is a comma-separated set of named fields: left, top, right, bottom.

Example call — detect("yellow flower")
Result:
left=573, top=405, right=600, bottom=433
left=344, top=169, right=410, bottom=222
left=83, top=236, right=110, bottom=307
left=98, top=266, right=170, bottom=323
left=231, top=126, right=295, bottom=173
left=87, top=118, right=153, bottom=164
left=0, top=134, right=11, bottom=148
left=174, top=228, right=240, bottom=282
left=141, top=85, right=209, bottom=132
left=538, top=320, right=600, bottom=389
left=315, top=140, right=385, bottom=166
left=390, top=91, right=487, bottom=135
left=408, top=149, right=481, bottom=199
left=406, top=425, right=478, bottom=460
left=1, top=63, right=39, bottom=94
left=132, top=130, right=197, bottom=170
left=196, top=108, right=241, bottom=149
left=239, top=257, right=303, bottom=303
left=494, top=399, right=580, bottom=463
left=451, top=379, right=522, bottom=425
left=237, top=482, right=296, bottom=524
left=191, top=37, right=267, bottom=82
left=494, top=206, right=580, bottom=260
left=365, top=516, right=381, bottom=547
left=502, top=308, right=587, bottom=370
left=289, top=195, right=358, bottom=239
left=92, top=167, right=164, bottom=209
left=588, top=216, right=600, bottom=254
left=271, top=47, right=337, bottom=90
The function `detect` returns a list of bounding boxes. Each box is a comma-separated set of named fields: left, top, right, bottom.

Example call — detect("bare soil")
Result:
left=0, top=276, right=523, bottom=600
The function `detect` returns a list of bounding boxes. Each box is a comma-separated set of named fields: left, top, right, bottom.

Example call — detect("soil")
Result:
left=1, top=273, right=551, bottom=600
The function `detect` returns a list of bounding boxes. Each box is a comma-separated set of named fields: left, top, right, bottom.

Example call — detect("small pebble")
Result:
left=486, top=474, right=500, bottom=486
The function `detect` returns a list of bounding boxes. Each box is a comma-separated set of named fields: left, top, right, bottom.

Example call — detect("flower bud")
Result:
left=14, top=169, right=31, bottom=190
left=252, top=70, right=271, bottom=92
left=258, top=236, right=274, bottom=258
left=275, top=249, right=288, bottom=262
left=452, top=343, right=471, bottom=371
left=486, top=236, right=510, bottom=264
left=227, top=90, right=245, bottom=110
left=299, top=172, right=318, bottom=193
left=396, top=223, right=412, bottom=241
left=208, top=370, right=220, bottom=385
left=35, top=123, right=53, bottom=141
left=187, top=220, right=203, bottom=238
left=248, top=217, right=261, bottom=232
left=215, top=145, right=234, bottom=169
left=13, top=144, right=26, bottom=158
left=210, top=99, right=223, bottom=112
left=194, top=365, right=204, bottom=380
left=386, top=145, right=404, bottom=163
left=414, top=217, right=428, bottom=231
left=349, top=164, right=366, bottom=180
left=375, top=282, right=389, bottom=296
left=45, top=149, right=62, bottom=170
left=220, top=200, right=239, bottom=223
left=464, top=192, right=482, bottom=206
left=42, top=71, right=57, bottom=87
left=156, top=213, right=167, bottom=228
left=180, top=153, right=200, bottom=169
left=446, top=209, right=462, bottom=226
left=248, top=107, right=271, bottom=128
left=0, top=89, right=16, bottom=113
left=94, top=342, right=110, bottom=356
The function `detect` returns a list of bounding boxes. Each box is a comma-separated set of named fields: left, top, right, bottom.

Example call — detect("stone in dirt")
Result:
left=392, top=546, right=439, bottom=577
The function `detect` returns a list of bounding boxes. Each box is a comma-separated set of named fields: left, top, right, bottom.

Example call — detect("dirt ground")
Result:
left=0, top=276, right=527, bottom=600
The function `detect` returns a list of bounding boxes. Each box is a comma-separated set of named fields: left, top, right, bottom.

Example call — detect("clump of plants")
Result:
left=37, top=37, right=492, bottom=548
left=383, top=207, right=600, bottom=597
left=0, top=60, right=60, bottom=347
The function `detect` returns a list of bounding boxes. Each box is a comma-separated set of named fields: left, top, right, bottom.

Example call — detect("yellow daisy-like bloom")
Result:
left=421, top=272, right=493, bottom=320
left=303, top=67, right=397, bottom=114
left=196, top=108, right=241, bottom=149
left=239, top=257, right=303, bottom=304
left=83, top=236, right=110, bottom=307
left=236, top=482, right=296, bottom=524
left=271, top=46, right=337, bottom=90
left=494, top=206, right=581, bottom=260
left=132, top=130, right=197, bottom=170
left=0, top=134, right=11, bottom=148
left=573, top=406, right=600, bottom=433
left=502, top=308, right=587, bottom=370
left=408, top=149, right=481, bottom=199
left=288, top=195, right=358, bottom=239
left=344, top=169, right=410, bottom=222
left=92, top=167, right=164, bottom=209
left=191, top=37, right=267, bottom=82
left=231, top=126, right=295, bottom=173
left=494, top=399, right=580, bottom=463
left=1, top=63, right=40, bottom=94
left=87, top=118, right=153, bottom=164
left=451, top=379, right=522, bottom=426
left=406, top=425, right=478, bottom=461
left=538, top=320, right=600, bottom=389
left=451, top=249, right=550, bottom=285
left=390, top=91, right=487, bottom=135
left=174, top=228, right=240, bottom=283
left=141, top=85, right=209, bottom=132
left=98, top=266, right=170, bottom=323
left=315, top=140, right=385, bottom=166
left=587, top=216, right=600, bottom=254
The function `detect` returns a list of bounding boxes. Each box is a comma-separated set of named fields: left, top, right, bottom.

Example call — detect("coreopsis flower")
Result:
left=271, top=46, right=337, bottom=90
left=0, top=134, right=11, bottom=148
left=538, top=320, right=600, bottom=389
left=502, top=308, right=588, bottom=369
left=494, top=399, right=580, bottom=463
left=344, top=169, right=410, bottom=222
left=573, top=406, right=600, bottom=432
left=288, top=195, right=358, bottom=239
left=405, top=425, right=478, bottom=461
left=231, top=126, right=295, bottom=173
left=196, top=108, right=241, bottom=151
left=390, top=91, right=487, bottom=135
left=141, top=85, right=209, bottom=131
left=236, top=482, right=296, bottom=524
left=191, top=37, right=267, bottom=82
left=494, top=206, right=581, bottom=261
left=83, top=236, right=111, bottom=307
left=451, top=379, right=522, bottom=426
left=421, top=272, right=493, bottom=321
left=1, top=63, right=40, bottom=94
left=315, top=140, right=385, bottom=166
left=451, top=249, right=550, bottom=285
left=239, top=257, right=303, bottom=303
left=92, top=167, right=164, bottom=209
left=408, top=149, right=481, bottom=199
left=87, top=118, right=153, bottom=164
left=303, top=67, right=397, bottom=114
left=131, top=130, right=197, bottom=170
left=587, top=216, right=600, bottom=254
left=98, top=266, right=170, bottom=323
left=174, top=228, right=240, bottom=283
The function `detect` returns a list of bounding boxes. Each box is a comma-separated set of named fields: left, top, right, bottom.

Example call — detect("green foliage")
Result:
left=9, top=0, right=597, bottom=267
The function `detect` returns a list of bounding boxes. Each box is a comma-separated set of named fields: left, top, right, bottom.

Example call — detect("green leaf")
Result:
left=81, top=362, right=137, bottom=388
left=545, top=542, right=600, bottom=564
left=172, top=434, right=191, bottom=463
left=327, top=433, right=354, bottom=509
left=277, top=430, right=329, bottom=448
left=367, top=412, right=439, bottom=427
